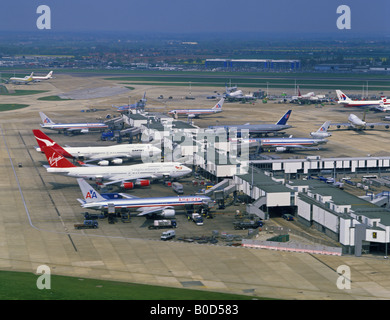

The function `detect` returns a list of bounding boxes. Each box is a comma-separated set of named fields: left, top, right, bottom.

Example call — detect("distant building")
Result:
left=205, top=59, right=300, bottom=71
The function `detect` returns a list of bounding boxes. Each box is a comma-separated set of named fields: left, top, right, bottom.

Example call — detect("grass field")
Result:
left=0, top=104, right=29, bottom=111
left=0, top=270, right=257, bottom=300
left=37, top=95, right=72, bottom=101
left=0, top=90, right=48, bottom=96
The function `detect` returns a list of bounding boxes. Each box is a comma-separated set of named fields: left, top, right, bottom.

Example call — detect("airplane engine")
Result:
left=386, top=125, right=390, bottom=129
left=80, top=129, right=89, bottom=133
left=160, top=209, right=175, bottom=218
left=370, top=125, right=375, bottom=129
left=188, top=114, right=196, bottom=119
left=121, top=182, right=135, bottom=189
left=136, top=180, right=150, bottom=187
left=98, top=160, right=109, bottom=166
left=111, top=158, right=123, bottom=165
left=275, top=147, right=287, bottom=152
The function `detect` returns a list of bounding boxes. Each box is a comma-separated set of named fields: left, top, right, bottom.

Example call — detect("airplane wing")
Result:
left=136, top=206, right=174, bottom=216
left=365, top=122, right=390, bottom=129
left=66, top=128, right=89, bottom=133
left=328, top=122, right=352, bottom=129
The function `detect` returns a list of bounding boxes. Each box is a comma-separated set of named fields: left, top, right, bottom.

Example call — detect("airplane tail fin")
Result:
left=77, top=178, right=106, bottom=203
left=316, top=121, right=331, bottom=132
left=41, top=146, right=76, bottom=168
left=297, top=86, right=301, bottom=97
left=212, top=98, right=224, bottom=110
left=276, top=110, right=292, bottom=125
left=39, top=112, right=55, bottom=125
left=47, top=71, right=53, bottom=78
left=32, top=129, right=73, bottom=158
left=336, top=90, right=351, bottom=102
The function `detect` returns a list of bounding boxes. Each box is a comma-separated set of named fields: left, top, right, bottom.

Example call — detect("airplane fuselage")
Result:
left=82, top=195, right=211, bottom=210
left=40, top=122, right=108, bottom=132
left=46, top=162, right=192, bottom=181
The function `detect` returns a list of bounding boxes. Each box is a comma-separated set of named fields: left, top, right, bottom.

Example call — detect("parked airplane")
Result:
left=208, top=110, right=292, bottom=136
left=290, top=86, right=326, bottom=103
left=310, top=121, right=332, bottom=139
left=41, top=146, right=192, bottom=189
left=39, top=111, right=109, bottom=134
left=329, top=113, right=390, bottom=131
left=32, top=71, right=53, bottom=82
left=336, top=90, right=390, bottom=108
left=224, top=85, right=256, bottom=102
left=371, top=101, right=390, bottom=112
left=33, top=129, right=161, bottom=166
left=112, top=92, right=147, bottom=112
left=168, top=98, right=224, bottom=119
left=241, top=136, right=328, bottom=152
left=7, top=72, right=34, bottom=85
left=77, top=178, right=211, bottom=217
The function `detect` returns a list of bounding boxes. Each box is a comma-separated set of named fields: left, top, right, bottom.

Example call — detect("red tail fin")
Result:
left=42, top=146, right=76, bottom=168
left=32, top=129, right=73, bottom=158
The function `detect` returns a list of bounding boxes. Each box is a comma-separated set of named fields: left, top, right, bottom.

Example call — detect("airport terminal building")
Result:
left=205, top=59, right=301, bottom=71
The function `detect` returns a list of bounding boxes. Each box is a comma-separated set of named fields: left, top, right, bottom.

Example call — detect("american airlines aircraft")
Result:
left=77, top=178, right=211, bottom=218
left=168, top=98, right=224, bottom=119
left=310, top=121, right=332, bottom=139
left=33, top=129, right=161, bottom=166
left=41, top=146, right=192, bottom=189
left=39, top=112, right=108, bottom=134
left=336, top=90, right=390, bottom=108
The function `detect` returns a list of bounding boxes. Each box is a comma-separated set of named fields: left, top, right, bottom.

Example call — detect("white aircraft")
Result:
left=33, top=129, right=161, bottom=166
left=168, top=98, right=224, bottom=119
left=224, top=85, right=256, bottom=101
left=336, top=90, right=390, bottom=108
left=371, top=101, right=390, bottom=112
left=32, top=71, right=53, bottom=82
left=39, top=111, right=109, bottom=134
left=41, top=145, right=192, bottom=189
left=310, top=121, right=332, bottom=139
left=7, top=72, right=34, bottom=85
left=330, top=113, right=390, bottom=131
left=77, top=178, right=212, bottom=218
left=291, top=86, right=326, bottom=103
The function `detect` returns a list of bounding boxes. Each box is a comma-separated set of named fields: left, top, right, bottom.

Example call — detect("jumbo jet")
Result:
left=41, top=146, right=192, bottom=189
left=336, top=90, right=390, bottom=108
left=7, top=72, right=34, bottom=85
left=310, top=121, right=332, bottom=139
left=208, top=110, right=292, bottom=136
left=39, top=112, right=108, bottom=134
left=329, top=113, right=390, bottom=131
left=32, top=71, right=53, bottom=82
left=33, top=129, right=161, bottom=166
left=168, top=98, right=224, bottom=119
left=77, top=178, right=211, bottom=218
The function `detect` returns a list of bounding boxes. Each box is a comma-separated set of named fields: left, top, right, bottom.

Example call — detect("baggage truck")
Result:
left=148, top=219, right=177, bottom=230
left=187, top=213, right=203, bottom=226
left=74, top=220, right=99, bottom=229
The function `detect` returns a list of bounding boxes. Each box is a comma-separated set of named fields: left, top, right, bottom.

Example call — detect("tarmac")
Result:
left=1, top=74, right=390, bottom=300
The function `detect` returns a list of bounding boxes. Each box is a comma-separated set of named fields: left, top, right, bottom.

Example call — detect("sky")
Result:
left=0, top=0, right=389, bottom=36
